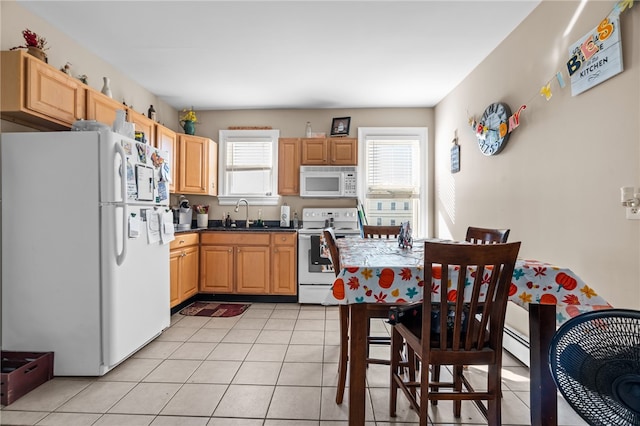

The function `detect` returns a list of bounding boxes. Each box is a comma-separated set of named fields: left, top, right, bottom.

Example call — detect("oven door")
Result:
left=297, top=233, right=336, bottom=285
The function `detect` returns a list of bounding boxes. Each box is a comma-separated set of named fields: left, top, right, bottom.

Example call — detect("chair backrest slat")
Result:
left=362, top=225, right=400, bottom=239
left=323, top=228, right=340, bottom=277
left=465, top=226, right=510, bottom=244
left=424, top=241, right=520, bottom=353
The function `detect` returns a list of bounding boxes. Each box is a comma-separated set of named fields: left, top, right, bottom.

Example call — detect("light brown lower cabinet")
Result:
left=169, top=233, right=199, bottom=308
left=200, top=231, right=297, bottom=295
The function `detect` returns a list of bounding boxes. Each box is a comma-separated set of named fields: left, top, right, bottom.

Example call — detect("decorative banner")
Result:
left=468, top=1, right=634, bottom=139
left=567, top=12, right=623, bottom=96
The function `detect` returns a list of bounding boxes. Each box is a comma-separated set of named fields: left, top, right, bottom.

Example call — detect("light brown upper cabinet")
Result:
left=278, top=138, right=301, bottom=195
left=127, top=109, right=155, bottom=145
left=177, top=134, right=218, bottom=195
left=155, top=125, right=178, bottom=193
left=86, top=88, right=124, bottom=127
left=1, top=50, right=85, bottom=130
left=301, top=137, right=357, bottom=165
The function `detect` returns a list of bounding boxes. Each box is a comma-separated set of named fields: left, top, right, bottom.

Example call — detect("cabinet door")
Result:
left=278, top=138, right=300, bottom=195
left=169, top=250, right=181, bottom=308
left=200, top=245, right=234, bottom=293
left=156, top=125, right=177, bottom=192
left=178, top=135, right=217, bottom=195
left=271, top=234, right=297, bottom=295
left=86, top=89, right=124, bottom=126
left=301, top=138, right=328, bottom=165
left=181, top=246, right=199, bottom=300
left=128, top=109, right=155, bottom=145
left=236, top=246, right=270, bottom=294
left=26, top=56, right=85, bottom=125
left=329, top=138, right=358, bottom=165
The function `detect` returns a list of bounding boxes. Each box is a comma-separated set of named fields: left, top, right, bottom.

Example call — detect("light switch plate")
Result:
left=626, top=207, right=640, bottom=220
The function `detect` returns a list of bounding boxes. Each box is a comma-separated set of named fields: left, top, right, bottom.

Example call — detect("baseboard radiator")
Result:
left=503, top=326, right=530, bottom=367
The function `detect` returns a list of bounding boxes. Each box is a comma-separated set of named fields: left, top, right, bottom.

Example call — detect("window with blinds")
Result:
left=360, top=127, right=427, bottom=236
left=367, top=139, right=420, bottom=197
left=218, top=129, right=280, bottom=203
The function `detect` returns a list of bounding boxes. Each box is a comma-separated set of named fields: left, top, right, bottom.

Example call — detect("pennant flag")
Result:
left=540, top=83, right=552, bottom=100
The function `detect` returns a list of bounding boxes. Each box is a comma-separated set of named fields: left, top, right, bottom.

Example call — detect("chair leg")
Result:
left=389, top=327, right=403, bottom=417
left=335, top=304, right=349, bottom=404
left=419, top=357, right=430, bottom=424
left=431, top=364, right=440, bottom=405
left=487, top=363, right=501, bottom=425
left=453, top=365, right=463, bottom=417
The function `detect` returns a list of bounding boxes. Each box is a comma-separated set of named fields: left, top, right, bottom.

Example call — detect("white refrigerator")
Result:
left=1, top=129, right=173, bottom=376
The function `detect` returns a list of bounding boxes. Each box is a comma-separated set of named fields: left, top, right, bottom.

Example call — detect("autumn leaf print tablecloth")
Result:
left=323, top=238, right=612, bottom=325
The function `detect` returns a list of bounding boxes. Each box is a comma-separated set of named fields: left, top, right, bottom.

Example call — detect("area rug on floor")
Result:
left=179, top=302, right=250, bottom=317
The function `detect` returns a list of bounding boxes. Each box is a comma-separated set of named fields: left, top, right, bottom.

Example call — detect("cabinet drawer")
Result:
left=271, top=232, right=297, bottom=246
left=170, top=233, right=199, bottom=249
left=201, top=232, right=270, bottom=246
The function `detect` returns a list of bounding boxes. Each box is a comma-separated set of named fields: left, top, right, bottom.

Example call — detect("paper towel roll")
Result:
left=280, top=205, right=290, bottom=227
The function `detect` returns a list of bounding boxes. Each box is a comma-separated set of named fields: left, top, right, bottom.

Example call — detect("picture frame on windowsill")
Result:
left=330, top=117, right=351, bottom=137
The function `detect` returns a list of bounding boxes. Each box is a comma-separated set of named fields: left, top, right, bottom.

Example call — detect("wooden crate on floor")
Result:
left=1, top=351, right=54, bottom=406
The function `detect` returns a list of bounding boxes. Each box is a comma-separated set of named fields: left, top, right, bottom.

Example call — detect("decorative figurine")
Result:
left=148, top=105, right=156, bottom=121
left=398, top=221, right=413, bottom=249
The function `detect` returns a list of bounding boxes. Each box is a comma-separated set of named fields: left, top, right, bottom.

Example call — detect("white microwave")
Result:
left=299, top=166, right=358, bottom=198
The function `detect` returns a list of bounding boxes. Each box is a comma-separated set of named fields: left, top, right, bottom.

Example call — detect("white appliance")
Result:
left=298, top=207, right=360, bottom=304
left=1, top=129, right=172, bottom=376
left=299, top=166, right=357, bottom=198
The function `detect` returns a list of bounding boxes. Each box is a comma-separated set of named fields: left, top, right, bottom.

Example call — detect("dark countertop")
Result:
left=175, top=220, right=298, bottom=234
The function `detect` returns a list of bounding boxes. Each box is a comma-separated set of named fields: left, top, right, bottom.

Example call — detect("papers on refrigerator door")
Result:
left=160, top=210, right=175, bottom=244
left=146, top=210, right=161, bottom=244
left=128, top=213, right=140, bottom=238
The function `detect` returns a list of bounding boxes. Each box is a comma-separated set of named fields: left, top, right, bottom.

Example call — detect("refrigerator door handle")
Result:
left=115, top=203, right=128, bottom=266
left=114, top=142, right=127, bottom=204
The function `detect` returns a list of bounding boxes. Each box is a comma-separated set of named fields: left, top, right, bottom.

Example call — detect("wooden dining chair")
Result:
left=324, top=227, right=413, bottom=404
left=389, top=241, right=521, bottom=425
left=322, top=228, right=350, bottom=404
left=465, top=226, right=510, bottom=244
left=362, top=225, right=401, bottom=239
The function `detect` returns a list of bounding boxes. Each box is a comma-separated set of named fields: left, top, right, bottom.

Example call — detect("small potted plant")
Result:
left=194, top=205, right=209, bottom=228
left=10, top=29, right=49, bottom=62
left=180, top=107, right=198, bottom=135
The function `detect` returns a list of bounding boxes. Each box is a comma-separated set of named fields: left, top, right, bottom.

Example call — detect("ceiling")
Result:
left=19, top=1, right=540, bottom=111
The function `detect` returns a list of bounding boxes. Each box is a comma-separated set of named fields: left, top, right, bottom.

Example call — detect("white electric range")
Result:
left=297, top=207, right=360, bottom=304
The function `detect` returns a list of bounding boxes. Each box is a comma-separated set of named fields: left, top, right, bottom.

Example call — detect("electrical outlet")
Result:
left=626, top=207, right=640, bottom=220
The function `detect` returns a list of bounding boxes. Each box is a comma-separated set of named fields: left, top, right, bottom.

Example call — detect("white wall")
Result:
left=173, top=108, right=435, bottom=229
left=0, top=0, right=179, bottom=132
left=434, top=0, right=640, bottom=335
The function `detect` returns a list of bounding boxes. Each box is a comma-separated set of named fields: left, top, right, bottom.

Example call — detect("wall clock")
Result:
left=476, top=102, right=512, bottom=156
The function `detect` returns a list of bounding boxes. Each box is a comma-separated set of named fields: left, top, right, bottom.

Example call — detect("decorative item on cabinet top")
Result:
left=180, top=107, right=198, bottom=135
left=10, top=28, right=49, bottom=63
left=330, top=116, right=350, bottom=137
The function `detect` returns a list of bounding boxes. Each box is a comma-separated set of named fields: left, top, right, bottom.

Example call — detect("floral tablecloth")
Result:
left=323, top=238, right=612, bottom=325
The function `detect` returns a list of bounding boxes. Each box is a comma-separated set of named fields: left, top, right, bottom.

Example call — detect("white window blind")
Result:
left=218, top=129, right=280, bottom=203
left=226, top=140, right=273, bottom=171
left=359, top=127, right=427, bottom=237
left=367, top=139, right=420, bottom=198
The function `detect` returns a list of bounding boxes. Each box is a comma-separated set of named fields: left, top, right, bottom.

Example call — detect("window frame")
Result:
left=217, top=129, right=280, bottom=206
left=358, top=127, right=428, bottom=237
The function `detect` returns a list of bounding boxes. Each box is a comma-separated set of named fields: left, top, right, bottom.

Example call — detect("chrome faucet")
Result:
left=234, top=198, right=251, bottom=228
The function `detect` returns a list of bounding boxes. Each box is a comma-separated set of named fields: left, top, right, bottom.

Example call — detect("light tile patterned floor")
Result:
left=0, top=303, right=588, bottom=425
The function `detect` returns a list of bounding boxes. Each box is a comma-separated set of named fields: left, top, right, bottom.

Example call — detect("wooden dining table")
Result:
left=323, top=237, right=612, bottom=426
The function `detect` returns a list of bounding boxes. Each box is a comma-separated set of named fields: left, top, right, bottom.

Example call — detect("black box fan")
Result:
left=549, top=309, right=640, bottom=426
